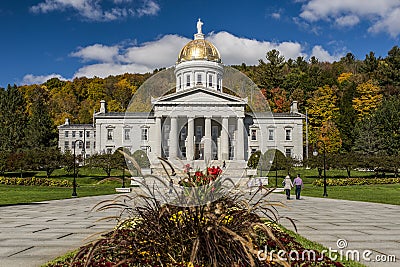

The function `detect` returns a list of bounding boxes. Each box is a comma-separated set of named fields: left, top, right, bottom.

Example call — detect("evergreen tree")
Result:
left=25, top=87, right=55, bottom=148
left=0, top=85, right=27, bottom=151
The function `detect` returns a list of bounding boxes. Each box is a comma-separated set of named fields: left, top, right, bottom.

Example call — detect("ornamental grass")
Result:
left=46, top=156, right=344, bottom=267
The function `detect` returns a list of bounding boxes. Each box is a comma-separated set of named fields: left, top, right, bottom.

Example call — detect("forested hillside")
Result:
left=1, top=46, right=400, bottom=159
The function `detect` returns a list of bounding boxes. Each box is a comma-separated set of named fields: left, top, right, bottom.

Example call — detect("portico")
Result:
left=151, top=87, right=247, bottom=162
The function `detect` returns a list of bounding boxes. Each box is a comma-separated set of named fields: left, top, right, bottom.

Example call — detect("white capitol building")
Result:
left=58, top=20, right=305, bottom=171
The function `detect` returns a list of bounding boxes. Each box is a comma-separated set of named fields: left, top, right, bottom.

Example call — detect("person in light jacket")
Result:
left=283, top=175, right=294, bottom=200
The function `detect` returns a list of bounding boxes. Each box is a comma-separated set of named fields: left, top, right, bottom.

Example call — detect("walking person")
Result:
left=283, top=175, right=293, bottom=200
left=293, top=174, right=303, bottom=200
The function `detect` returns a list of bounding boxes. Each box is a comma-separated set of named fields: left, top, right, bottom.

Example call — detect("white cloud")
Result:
left=335, top=15, right=359, bottom=27
left=368, top=7, right=400, bottom=37
left=68, top=31, right=340, bottom=79
left=298, top=0, right=400, bottom=37
left=123, top=35, right=190, bottom=69
left=30, top=0, right=160, bottom=21
left=70, top=44, right=120, bottom=63
left=208, top=31, right=304, bottom=65
left=74, top=63, right=152, bottom=78
left=22, top=73, right=67, bottom=85
left=271, top=12, right=281, bottom=20
left=311, top=45, right=342, bottom=62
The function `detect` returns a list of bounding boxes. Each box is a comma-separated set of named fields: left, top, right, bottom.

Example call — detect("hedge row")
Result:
left=0, top=177, right=72, bottom=187
left=313, top=177, right=400, bottom=186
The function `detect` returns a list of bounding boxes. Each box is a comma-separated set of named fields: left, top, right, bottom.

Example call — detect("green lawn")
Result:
left=0, top=167, right=127, bottom=206
left=301, top=184, right=400, bottom=205
left=0, top=184, right=119, bottom=206
left=261, top=167, right=400, bottom=205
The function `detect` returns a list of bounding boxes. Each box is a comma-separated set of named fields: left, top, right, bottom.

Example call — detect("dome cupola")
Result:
left=175, top=19, right=223, bottom=92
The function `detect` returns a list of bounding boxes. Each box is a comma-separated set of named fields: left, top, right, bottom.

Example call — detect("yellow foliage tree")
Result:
left=337, top=72, right=353, bottom=84
left=306, top=85, right=339, bottom=145
left=352, top=79, right=382, bottom=121
left=318, top=120, right=342, bottom=153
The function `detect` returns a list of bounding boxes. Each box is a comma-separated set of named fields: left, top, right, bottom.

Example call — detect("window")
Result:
left=197, top=73, right=202, bottom=85
left=217, top=78, right=221, bottom=91
left=64, top=141, right=69, bottom=150
left=285, top=129, right=292, bottom=141
left=208, top=74, right=213, bottom=87
left=163, top=124, right=170, bottom=141
left=212, top=126, right=218, bottom=140
left=79, top=131, right=83, bottom=138
left=180, top=126, right=187, bottom=140
left=195, top=126, right=203, bottom=142
left=72, top=131, right=76, bottom=138
left=86, top=141, right=90, bottom=149
left=251, top=129, right=257, bottom=141
left=94, top=131, right=96, bottom=138
left=86, top=131, right=90, bottom=138
left=186, top=75, right=191, bottom=87
left=179, top=76, right=182, bottom=89
left=106, top=148, right=113, bottom=154
left=107, top=129, right=113, bottom=140
left=141, top=128, right=148, bottom=141
left=124, top=128, right=130, bottom=140
left=268, top=129, right=274, bottom=141
left=78, top=141, right=83, bottom=149
left=285, top=148, right=292, bottom=158
left=93, top=141, right=96, bottom=148
left=65, top=131, right=69, bottom=138
left=251, top=148, right=257, bottom=155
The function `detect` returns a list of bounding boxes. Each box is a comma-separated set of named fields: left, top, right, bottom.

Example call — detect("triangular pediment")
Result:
left=152, top=87, right=247, bottom=105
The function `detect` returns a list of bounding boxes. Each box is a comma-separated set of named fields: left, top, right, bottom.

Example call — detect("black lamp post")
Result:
left=72, top=139, right=83, bottom=197
left=270, top=157, right=278, bottom=187
left=122, top=168, right=125, bottom=188
left=313, top=140, right=328, bottom=197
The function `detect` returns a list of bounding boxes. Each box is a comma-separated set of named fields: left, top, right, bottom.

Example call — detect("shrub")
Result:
left=0, top=177, right=72, bottom=187
left=313, top=177, right=400, bottom=186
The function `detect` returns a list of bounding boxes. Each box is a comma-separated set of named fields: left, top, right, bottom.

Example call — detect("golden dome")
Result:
left=177, top=38, right=221, bottom=63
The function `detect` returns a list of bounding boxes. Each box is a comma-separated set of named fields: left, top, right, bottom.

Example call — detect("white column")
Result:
left=169, top=116, right=178, bottom=159
left=187, top=116, right=194, bottom=160
left=155, top=116, right=162, bottom=157
left=221, top=117, right=229, bottom=160
left=236, top=116, right=245, bottom=160
left=204, top=116, right=212, bottom=162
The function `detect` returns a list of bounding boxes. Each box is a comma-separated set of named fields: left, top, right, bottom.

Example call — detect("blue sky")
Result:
left=1, top=0, right=399, bottom=88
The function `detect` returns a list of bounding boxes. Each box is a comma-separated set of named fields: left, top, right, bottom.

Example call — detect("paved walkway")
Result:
left=269, top=193, right=400, bottom=267
left=0, top=191, right=399, bottom=267
left=0, top=195, right=119, bottom=267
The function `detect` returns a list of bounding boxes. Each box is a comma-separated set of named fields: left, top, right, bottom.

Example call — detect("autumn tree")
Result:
left=352, top=79, right=382, bottom=121
left=306, top=85, right=339, bottom=145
